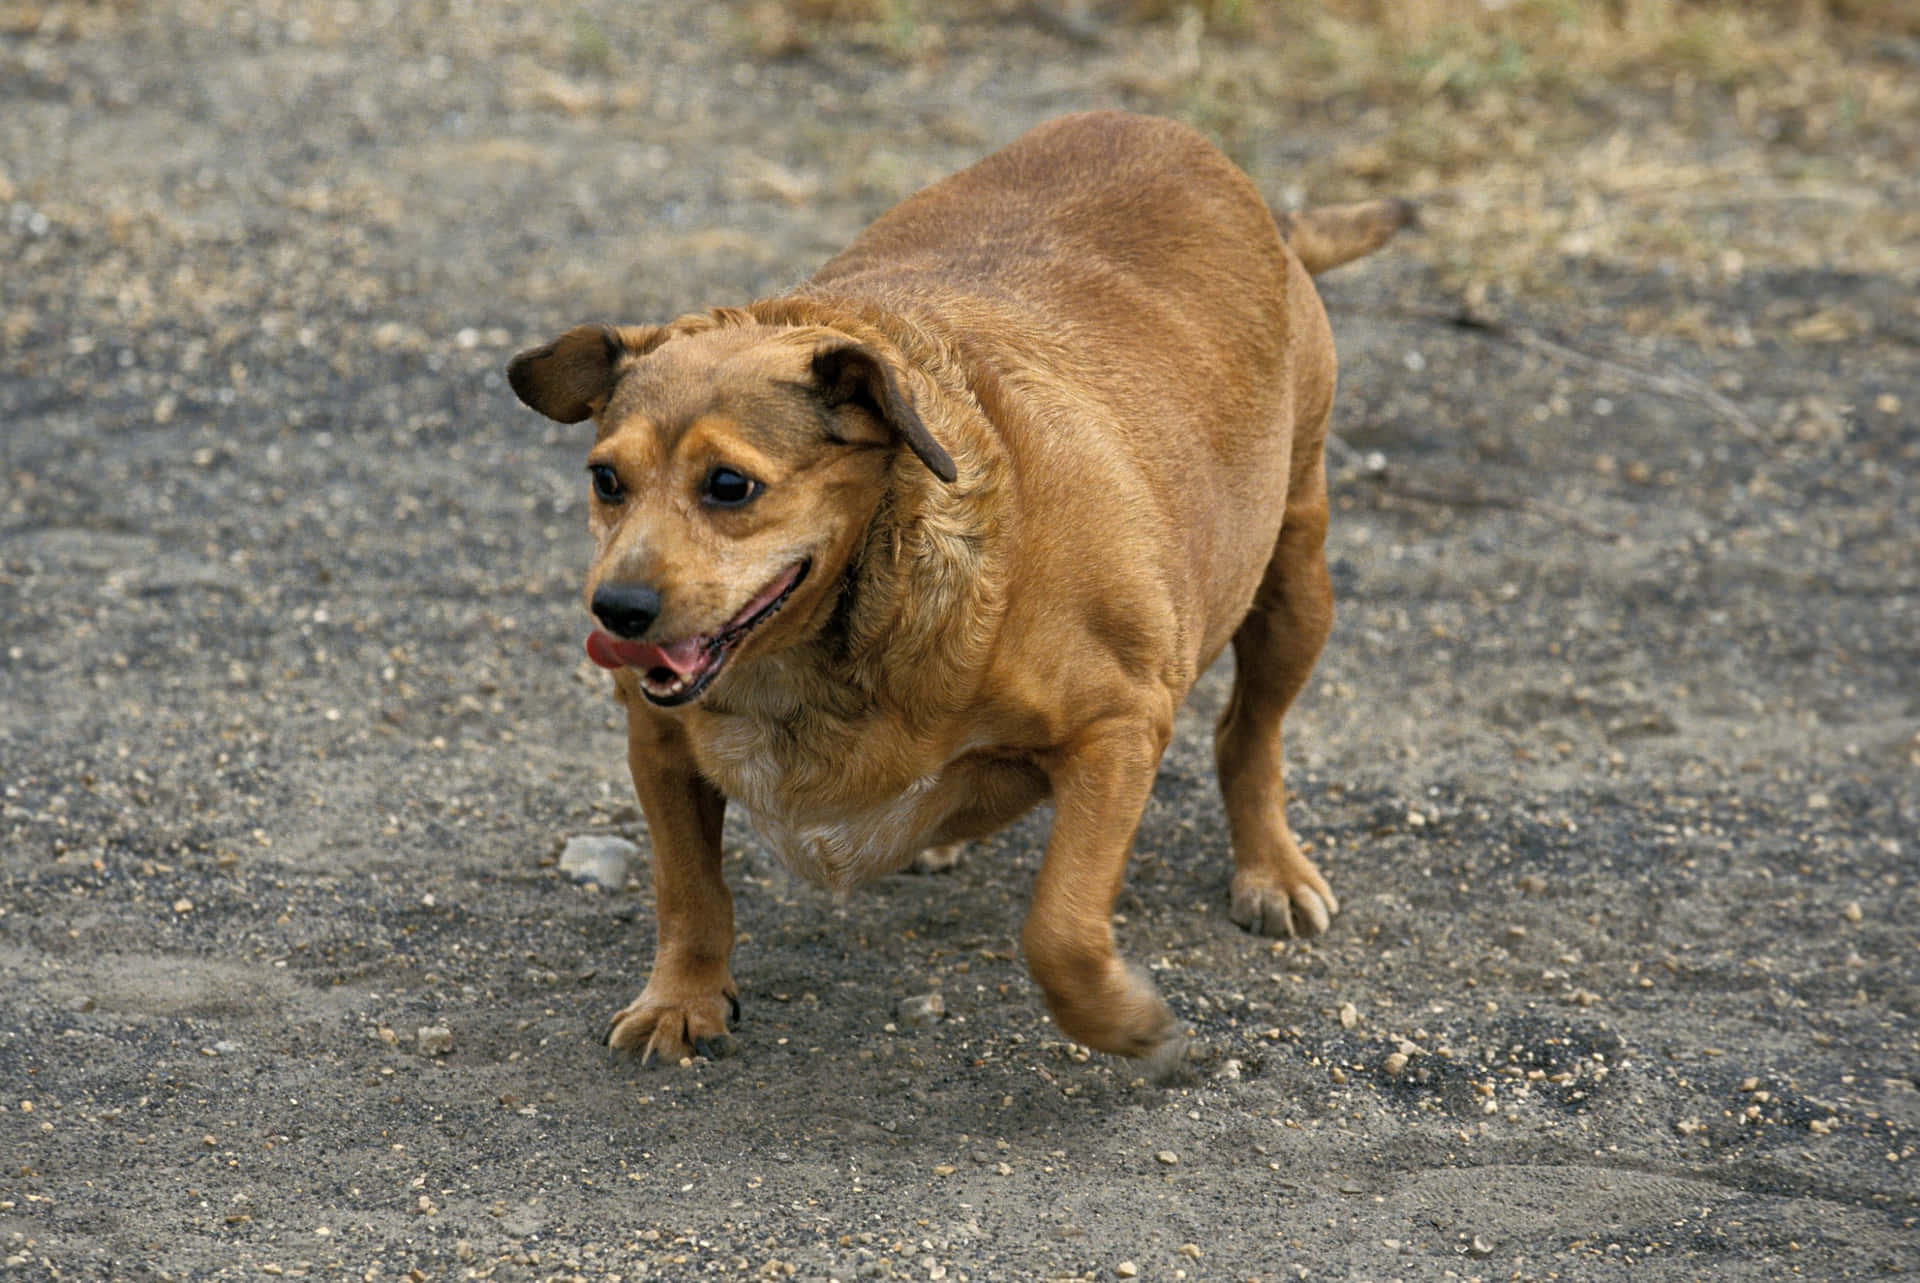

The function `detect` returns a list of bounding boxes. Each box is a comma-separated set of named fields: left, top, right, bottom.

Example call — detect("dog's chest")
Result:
left=695, top=717, right=961, bottom=892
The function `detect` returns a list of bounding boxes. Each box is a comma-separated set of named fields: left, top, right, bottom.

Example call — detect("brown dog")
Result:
left=508, top=111, right=1407, bottom=1070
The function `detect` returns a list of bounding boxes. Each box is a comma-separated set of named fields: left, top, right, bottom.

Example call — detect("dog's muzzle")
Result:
left=584, top=559, right=810, bottom=707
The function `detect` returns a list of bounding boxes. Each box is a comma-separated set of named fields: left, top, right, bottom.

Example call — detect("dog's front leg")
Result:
left=606, top=708, right=738, bottom=1065
left=1022, top=716, right=1183, bottom=1069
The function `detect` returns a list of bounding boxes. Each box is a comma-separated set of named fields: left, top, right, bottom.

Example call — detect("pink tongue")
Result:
left=585, top=629, right=708, bottom=675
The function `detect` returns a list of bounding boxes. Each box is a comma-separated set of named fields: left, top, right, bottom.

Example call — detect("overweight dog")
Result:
left=508, top=111, right=1407, bottom=1070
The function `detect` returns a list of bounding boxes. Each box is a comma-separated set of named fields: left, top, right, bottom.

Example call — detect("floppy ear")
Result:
left=506, top=323, right=665, bottom=423
left=811, top=342, right=957, bottom=484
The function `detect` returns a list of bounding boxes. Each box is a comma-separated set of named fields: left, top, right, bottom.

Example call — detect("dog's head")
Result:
left=507, top=318, right=955, bottom=709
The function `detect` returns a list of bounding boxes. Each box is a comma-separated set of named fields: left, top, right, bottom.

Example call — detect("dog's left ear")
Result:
left=507, top=323, right=666, bottom=424
left=811, top=342, right=957, bottom=484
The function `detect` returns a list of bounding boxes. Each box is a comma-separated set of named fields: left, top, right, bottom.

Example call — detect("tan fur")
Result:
left=508, top=111, right=1405, bottom=1067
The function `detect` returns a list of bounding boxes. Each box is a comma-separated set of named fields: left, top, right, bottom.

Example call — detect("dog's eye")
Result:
left=587, top=463, right=624, bottom=504
left=701, top=467, right=760, bottom=508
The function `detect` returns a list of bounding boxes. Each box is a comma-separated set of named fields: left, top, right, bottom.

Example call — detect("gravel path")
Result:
left=3, top=4, right=1915, bottom=1279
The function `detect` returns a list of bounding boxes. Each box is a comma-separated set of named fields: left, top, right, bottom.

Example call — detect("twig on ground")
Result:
left=1392, top=304, right=1766, bottom=440
left=1329, top=448, right=1623, bottom=543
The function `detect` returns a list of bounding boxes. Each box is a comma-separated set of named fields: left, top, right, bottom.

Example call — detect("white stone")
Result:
left=895, top=992, right=945, bottom=1028
left=559, top=835, right=637, bottom=889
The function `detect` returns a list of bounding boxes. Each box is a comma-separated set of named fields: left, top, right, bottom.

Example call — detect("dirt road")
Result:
left=3, top=3, right=1915, bottom=1278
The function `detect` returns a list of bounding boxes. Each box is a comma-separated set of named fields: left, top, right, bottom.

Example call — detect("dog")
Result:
left=508, top=111, right=1408, bottom=1070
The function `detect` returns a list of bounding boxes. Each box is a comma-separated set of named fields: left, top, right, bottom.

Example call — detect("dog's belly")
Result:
left=703, top=734, right=1048, bottom=892
left=747, top=781, right=946, bottom=891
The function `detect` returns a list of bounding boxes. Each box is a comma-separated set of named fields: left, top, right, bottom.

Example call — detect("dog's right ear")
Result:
left=506, top=323, right=665, bottom=423
left=811, top=342, right=957, bottom=484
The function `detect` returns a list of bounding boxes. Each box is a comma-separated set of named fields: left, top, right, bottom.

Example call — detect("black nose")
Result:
left=591, top=582, right=662, bottom=639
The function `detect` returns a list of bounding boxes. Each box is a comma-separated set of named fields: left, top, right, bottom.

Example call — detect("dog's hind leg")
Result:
left=1214, top=460, right=1339, bottom=938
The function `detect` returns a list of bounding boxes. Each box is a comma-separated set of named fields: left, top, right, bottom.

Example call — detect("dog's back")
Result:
left=811, top=112, right=1287, bottom=328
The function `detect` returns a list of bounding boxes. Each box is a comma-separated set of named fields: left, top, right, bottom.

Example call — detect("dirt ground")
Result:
left=2, top=2, right=1917, bottom=1280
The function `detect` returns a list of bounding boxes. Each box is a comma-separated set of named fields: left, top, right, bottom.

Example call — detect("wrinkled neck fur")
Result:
left=722, top=295, right=1011, bottom=729
left=842, top=442, right=1007, bottom=726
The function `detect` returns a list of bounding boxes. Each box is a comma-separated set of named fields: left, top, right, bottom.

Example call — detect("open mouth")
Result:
left=585, top=559, right=810, bottom=707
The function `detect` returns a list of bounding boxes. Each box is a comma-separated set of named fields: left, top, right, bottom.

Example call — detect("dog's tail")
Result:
left=1273, top=198, right=1417, bottom=276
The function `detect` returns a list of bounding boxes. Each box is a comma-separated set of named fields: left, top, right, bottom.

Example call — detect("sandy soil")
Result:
left=2, top=3, right=1916, bottom=1279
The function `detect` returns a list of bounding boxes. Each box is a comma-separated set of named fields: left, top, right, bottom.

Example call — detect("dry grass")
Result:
left=1231, top=0, right=1920, bottom=305
left=765, top=0, right=1920, bottom=316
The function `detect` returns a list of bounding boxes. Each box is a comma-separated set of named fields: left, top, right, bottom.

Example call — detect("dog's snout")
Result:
left=592, top=582, right=663, bottom=639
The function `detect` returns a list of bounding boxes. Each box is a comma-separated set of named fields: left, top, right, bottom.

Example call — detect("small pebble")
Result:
left=895, top=992, right=945, bottom=1027
left=1116, top=1262, right=1139, bottom=1278
left=1155, top=1150, right=1179, bottom=1166
left=1384, top=1051, right=1409, bottom=1077
left=1337, top=1001, right=1358, bottom=1029
left=558, top=835, right=637, bottom=889
left=1469, top=1235, right=1494, bottom=1257
left=1842, top=901, right=1862, bottom=923
left=417, top=1025, right=454, bottom=1056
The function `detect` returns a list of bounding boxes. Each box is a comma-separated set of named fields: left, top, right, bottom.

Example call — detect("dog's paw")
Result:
left=606, top=982, right=740, bottom=1066
left=1230, top=865, right=1339, bottom=938
left=907, top=842, right=965, bottom=875
left=1033, top=955, right=1182, bottom=1063
left=1138, top=1026, right=1193, bottom=1085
